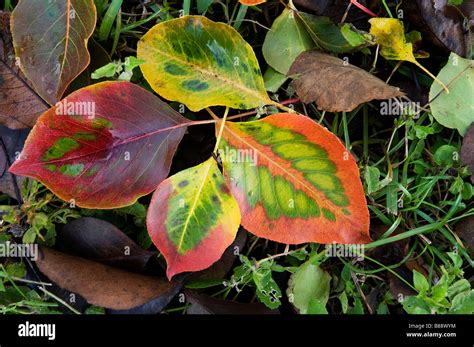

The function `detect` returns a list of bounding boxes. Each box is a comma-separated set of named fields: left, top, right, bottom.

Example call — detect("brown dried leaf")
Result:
left=402, top=0, right=472, bottom=58
left=36, top=247, right=179, bottom=310
left=289, top=50, right=403, bottom=112
left=58, top=217, right=156, bottom=272
left=455, top=216, right=474, bottom=253
left=0, top=11, right=47, bottom=129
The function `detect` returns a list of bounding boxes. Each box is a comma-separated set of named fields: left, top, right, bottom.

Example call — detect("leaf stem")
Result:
left=271, top=101, right=298, bottom=114
left=213, top=107, right=229, bottom=154
left=350, top=0, right=377, bottom=17
left=206, top=108, right=220, bottom=120
left=414, top=61, right=449, bottom=94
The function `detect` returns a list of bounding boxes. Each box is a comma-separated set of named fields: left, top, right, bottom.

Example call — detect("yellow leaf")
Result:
left=369, top=18, right=448, bottom=93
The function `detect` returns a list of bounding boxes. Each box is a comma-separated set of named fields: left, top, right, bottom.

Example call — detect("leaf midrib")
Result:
left=175, top=159, right=213, bottom=254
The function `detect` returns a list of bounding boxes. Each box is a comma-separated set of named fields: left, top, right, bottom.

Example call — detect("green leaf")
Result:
left=91, top=62, right=118, bottom=79
left=263, top=67, right=288, bottom=93
left=429, top=53, right=474, bottom=135
left=339, top=291, right=349, bottom=313
left=448, top=279, right=471, bottom=300
left=365, top=166, right=381, bottom=194
left=433, top=145, right=458, bottom=167
left=138, top=16, right=270, bottom=111
left=447, top=251, right=463, bottom=269
left=413, top=270, right=429, bottom=293
left=449, top=290, right=474, bottom=314
left=262, top=7, right=315, bottom=74
left=287, top=260, right=331, bottom=314
left=299, top=12, right=373, bottom=54
left=432, top=274, right=449, bottom=302
left=253, top=268, right=282, bottom=309
left=402, top=296, right=431, bottom=314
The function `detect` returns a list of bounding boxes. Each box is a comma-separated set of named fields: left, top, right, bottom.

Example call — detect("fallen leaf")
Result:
left=429, top=53, right=474, bottom=135
left=289, top=50, right=403, bottom=112
left=58, top=217, right=156, bottom=271
left=0, top=126, right=28, bottom=200
left=298, top=12, right=373, bottom=53
left=185, top=289, right=278, bottom=314
left=461, top=123, right=474, bottom=183
left=9, top=81, right=189, bottom=209
left=287, top=260, right=331, bottom=314
left=188, top=228, right=247, bottom=283
left=11, top=0, right=97, bottom=105
left=218, top=113, right=371, bottom=244
left=455, top=216, right=474, bottom=254
left=401, top=0, right=472, bottom=58
left=369, top=17, right=448, bottom=92
left=147, top=157, right=241, bottom=279
left=137, top=16, right=270, bottom=111
left=238, top=0, right=266, bottom=5
left=0, top=11, right=48, bottom=129
left=263, top=7, right=315, bottom=74
left=36, top=246, right=180, bottom=311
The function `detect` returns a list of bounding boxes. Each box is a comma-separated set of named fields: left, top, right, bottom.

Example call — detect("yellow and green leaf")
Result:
left=147, top=157, right=241, bottom=279
left=137, top=16, right=270, bottom=111
left=369, top=18, right=448, bottom=92
left=217, top=113, right=370, bottom=244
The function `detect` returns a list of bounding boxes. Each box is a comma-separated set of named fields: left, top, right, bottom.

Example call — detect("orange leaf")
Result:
left=217, top=113, right=370, bottom=244
left=239, top=0, right=266, bottom=5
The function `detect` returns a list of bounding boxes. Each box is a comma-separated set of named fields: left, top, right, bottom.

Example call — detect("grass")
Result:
left=1, top=0, right=472, bottom=315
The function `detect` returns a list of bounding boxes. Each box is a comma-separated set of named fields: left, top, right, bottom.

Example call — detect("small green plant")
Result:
left=403, top=252, right=474, bottom=314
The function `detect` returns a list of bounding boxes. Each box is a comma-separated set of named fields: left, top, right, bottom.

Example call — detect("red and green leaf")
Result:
left=11, top=0, right=97, bottom=105
left=217, top=113, right=370, bottom=244
left=9, top=81, right=189, bottom=209
left=147, top=157, right=241, bottom=279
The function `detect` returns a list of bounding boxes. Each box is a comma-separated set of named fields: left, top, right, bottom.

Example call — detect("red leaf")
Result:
left=9, top=81, right=189, bottom=208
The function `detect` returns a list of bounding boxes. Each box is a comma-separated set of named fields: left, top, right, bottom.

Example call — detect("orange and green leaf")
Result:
left=217, top=113, right=370, bottom=244
left=147, top=157, right=241, bottom=279
left=9, top=81, right=189, bottom=209
left=137, top=16, right=270, bottom=111
left=11, top=0, right=97, bottom=105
